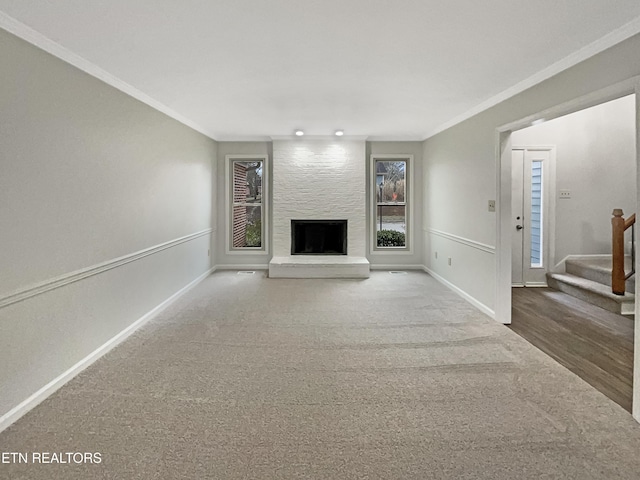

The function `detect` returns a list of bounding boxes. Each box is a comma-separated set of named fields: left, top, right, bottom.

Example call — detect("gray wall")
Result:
left=423, top=32, right=640, bottom=313
left=0, top=30, right=217, bottom=419
left=512, top=95, right=636, bottom=265
left=214, top=141, right=423, bottom=267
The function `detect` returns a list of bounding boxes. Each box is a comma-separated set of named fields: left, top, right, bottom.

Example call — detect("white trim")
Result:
left=0, top=229, right=213, bottom=309
left=215, top=264, right=269, bottom=270
left=633, top=81, right=640, bottom=423
left=0, top=12, right=217, bottom=141
left=218, top=135, right=425, bottom=142
left=498, top=77, right=640, bottom=133
left=495, top=130, right=513, bottom=324
left=217, top=135, right=274, bottom=142
left=0, top=267, right=214, bottom=434
left=4, top=7, right=639, bottom=145
left=423, top=18, right=640, bottom=139
left=365, top=135, right=424, bottom=142
left=426, top=228, right=496, bottom=254
left=370, top=154, right=414, bottom=255
left=225, top=154, right=269, bottom=255
left=423, top=266, right=496, bottom=320
left=270, top=135, right=370, bottom=141
left=369, top=264, right=424, bottom=270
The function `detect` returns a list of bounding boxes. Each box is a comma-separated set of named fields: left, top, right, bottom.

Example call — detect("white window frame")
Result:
left=225, top=154, right=269, bottom=255
left=370, top=154, right=414, bottom=255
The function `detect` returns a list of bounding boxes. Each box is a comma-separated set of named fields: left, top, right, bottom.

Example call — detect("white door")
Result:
left=512, top=148, right=552, bottom=286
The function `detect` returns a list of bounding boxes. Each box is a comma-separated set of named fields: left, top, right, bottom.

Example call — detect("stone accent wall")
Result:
left=272, top=140, right=366, bottom=257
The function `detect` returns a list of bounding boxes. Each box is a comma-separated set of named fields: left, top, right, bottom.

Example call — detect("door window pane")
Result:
left=530, top=160, right=543, bottom=267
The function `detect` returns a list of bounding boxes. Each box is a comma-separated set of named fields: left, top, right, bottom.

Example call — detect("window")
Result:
left=530, top=159, right=543, bottom=267
left=371, top=154, right=412, bottom=252
left=226, top=155, right=268, bottom=253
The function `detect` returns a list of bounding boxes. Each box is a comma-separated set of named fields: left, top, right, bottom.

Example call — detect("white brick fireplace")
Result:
left=268, top=138, right=370, bottom=278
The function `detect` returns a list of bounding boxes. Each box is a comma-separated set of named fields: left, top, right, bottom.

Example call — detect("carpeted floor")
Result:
left=2, top=270, right=640, bottom=479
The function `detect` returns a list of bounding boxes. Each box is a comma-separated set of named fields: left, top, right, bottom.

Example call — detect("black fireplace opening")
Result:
left=291, top=220, right=348, bottom=255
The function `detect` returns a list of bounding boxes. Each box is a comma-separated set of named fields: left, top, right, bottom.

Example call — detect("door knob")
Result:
left=516, top=225, right=523, bottom=230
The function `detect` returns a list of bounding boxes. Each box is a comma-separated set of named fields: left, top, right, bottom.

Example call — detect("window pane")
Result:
left=232, top=205, right=262, bottom=248
left=376, top=161, right=406, bottom=203
left=530, top=160, right=543, bottom=267
left=233, top=161, right=263, bottom=203
left=375, top=204, right=406, bottom=247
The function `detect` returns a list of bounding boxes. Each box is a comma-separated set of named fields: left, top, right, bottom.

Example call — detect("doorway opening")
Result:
left=498, top=92, right=637, bottom=413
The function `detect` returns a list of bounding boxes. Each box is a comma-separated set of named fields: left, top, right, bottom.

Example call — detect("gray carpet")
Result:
left=2, top=270, right=640, bottom=479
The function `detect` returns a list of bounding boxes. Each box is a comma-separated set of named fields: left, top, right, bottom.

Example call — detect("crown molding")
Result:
left=422, top=14, right=640, bottom=140
left=366, top=135, right=424, bottom=142
left=270, top=135, right=369, bottom=141
left=0, top=11, right=218, bottom=141
left=215, top=135, right=274, bottom=142
left=4, top=9, right=640, bottom=144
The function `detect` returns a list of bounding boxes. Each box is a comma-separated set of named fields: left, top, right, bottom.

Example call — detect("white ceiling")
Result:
left=2, top=1, right=640, bottom=141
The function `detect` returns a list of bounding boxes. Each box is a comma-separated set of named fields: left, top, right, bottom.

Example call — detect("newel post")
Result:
left=612, top=209, right=626, bottom=295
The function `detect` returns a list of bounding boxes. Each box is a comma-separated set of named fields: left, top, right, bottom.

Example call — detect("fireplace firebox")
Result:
left=291, top=220, right=347, bottom=255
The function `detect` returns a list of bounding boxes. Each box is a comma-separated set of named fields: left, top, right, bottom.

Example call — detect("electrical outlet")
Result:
left=559, top=190, right=571, bottom=199
left=448, top=257, right=452, bottom=266
left=488, top=200, right=496, bottom=212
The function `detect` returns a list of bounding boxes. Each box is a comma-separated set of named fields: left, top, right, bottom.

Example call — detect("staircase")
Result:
left=547, top=256, right=635, bottom=315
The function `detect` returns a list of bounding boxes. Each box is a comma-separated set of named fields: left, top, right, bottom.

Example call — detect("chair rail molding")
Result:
left=0, top=228, right=213, bottom=309
left=426, top=228, right=496, bottom=254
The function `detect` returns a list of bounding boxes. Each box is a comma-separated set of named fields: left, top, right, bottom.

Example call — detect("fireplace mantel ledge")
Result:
left=268, top=256, right=370, bottom=278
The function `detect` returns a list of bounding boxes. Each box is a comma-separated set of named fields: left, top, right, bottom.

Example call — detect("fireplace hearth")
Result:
left=291, top=220, right=347, bottom=255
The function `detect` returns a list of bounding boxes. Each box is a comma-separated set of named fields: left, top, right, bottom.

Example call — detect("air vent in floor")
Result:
left=389, top=271, right=408, bottom=275
left=237, top=271, right=256, bottom=275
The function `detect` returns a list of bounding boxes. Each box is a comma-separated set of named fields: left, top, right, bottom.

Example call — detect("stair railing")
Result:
left=611, top=209, right=635, bottom=295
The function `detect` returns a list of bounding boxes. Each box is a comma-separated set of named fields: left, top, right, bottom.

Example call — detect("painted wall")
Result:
left=216, top=140, right=423, bottom=267
left=367, top=142, right=424, bottom=267
left=0, top=30, right=217, bottom=420
left=215, top=141, right=272, bottom=267
left=423, top=32, right=640, bottom=314
left=512, top=95, right=636, bottom=265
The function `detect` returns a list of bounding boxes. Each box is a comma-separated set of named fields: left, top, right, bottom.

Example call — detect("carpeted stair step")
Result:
left=565, top=256, right=634, bottom=294
left=547, top=272, right=635, bottom=315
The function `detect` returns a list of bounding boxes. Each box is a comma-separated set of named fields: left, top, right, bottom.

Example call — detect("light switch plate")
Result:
left=488, top=200, right=496, bottom=212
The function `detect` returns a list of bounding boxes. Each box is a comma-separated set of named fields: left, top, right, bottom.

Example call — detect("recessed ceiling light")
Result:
left=295, top=130, right=304, bottom=136
left=335, top=130, right=344, bottom=136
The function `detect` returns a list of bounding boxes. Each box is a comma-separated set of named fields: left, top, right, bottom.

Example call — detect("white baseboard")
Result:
left=422, top=266, right=496, bottom=320
left=369, top=264, right=424, bottom=270
left=215, top=264, right=269, bottom=270
left=0, top=267, right=214, bottom=434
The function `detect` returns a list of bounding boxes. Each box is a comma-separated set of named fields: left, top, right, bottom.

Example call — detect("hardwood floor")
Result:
left=509, top=287, right=634, bottom=412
